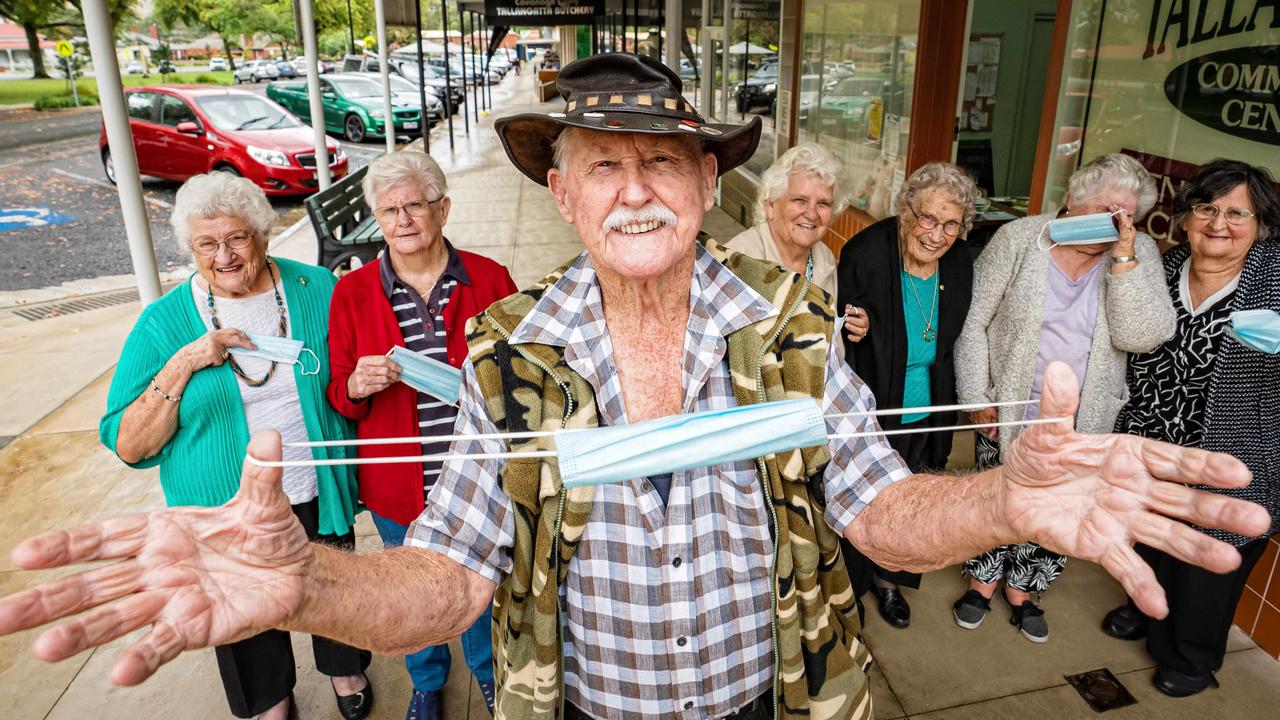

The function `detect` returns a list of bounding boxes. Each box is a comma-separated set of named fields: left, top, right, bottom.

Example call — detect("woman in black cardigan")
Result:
left=837, top=162, right=979, bottom=629
left=1103, top=159, right=1280, bottom=698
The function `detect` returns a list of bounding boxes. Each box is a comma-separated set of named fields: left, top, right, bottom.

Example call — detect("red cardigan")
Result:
left=327, top=251, right=518, bottom=525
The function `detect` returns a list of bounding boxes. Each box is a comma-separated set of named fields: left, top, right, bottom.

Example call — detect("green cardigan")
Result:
left=100, top=257, right=359, bottom=535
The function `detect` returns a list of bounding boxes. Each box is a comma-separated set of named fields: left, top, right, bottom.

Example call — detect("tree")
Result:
left=7, top=0, right=67, bottom=78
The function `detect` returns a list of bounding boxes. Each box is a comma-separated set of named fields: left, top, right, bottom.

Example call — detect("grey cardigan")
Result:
left=955, top=213, right=1176, bottom=456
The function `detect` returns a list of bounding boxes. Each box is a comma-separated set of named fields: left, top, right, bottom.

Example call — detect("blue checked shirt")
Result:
left=407, top=245, right=910, bottom=720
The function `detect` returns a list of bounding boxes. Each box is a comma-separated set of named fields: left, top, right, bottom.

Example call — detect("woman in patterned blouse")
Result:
left=1104, top=159, right=1280, bottom=699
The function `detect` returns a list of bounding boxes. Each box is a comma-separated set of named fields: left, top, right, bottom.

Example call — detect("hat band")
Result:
left=561, top=92, right=703, bottom=122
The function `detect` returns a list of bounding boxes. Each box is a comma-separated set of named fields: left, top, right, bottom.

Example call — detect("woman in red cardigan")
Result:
left=327, top=151, right=517, bottom=720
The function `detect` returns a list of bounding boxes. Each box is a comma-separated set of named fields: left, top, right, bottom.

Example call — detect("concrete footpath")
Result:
left=0, top=70, right=1276, bottom=720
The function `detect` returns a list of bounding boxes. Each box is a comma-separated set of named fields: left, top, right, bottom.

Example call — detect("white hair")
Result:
left=170, top=171, right=275, bottom=246
left=363, top=150, right=448, bottom=209
left=550, top=126, right=704, bottom=172
left=1067, top=153, right=1158, bottom=220
left=754, top=143, right=849, bottom=225
left=893, top=162, right=981, bottom=236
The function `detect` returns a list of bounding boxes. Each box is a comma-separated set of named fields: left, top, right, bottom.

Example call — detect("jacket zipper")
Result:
left=485, top=315, right=575, bottom=717
left=753, top=279, right=811, bottom=719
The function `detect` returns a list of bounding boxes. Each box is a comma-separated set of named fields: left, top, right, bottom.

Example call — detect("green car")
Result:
left=267, top=75, right=422, bottom=143
left=817, top=77, right=884, bottom=133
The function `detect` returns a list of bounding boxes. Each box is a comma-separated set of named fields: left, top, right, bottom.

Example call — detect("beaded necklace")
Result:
left=206, top=259, right=285, bottom=387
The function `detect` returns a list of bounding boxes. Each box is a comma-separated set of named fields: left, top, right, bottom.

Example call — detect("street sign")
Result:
left=56, top=40, right=74, bottom=58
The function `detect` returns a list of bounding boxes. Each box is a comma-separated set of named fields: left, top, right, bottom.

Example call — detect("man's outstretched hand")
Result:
left=1002, top=362, right=1270, bottom=618
left=0, top=432, right=311, bottom=686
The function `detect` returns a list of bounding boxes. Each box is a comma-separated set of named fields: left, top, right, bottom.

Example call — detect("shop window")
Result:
left=1040, top=0, right=1280, bottom=247
left=797, top=0, right=920, bottom=219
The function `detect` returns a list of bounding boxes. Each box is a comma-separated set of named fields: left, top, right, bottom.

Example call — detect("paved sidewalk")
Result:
left=0, top=70, right=1276, bottom=720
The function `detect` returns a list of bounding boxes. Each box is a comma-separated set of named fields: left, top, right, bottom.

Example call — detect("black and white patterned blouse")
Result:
left=1114, top=258, right=1239, bottom=447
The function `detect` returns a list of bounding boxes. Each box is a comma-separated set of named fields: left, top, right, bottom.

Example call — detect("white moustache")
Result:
left=602, top=204, right=679, bottom=235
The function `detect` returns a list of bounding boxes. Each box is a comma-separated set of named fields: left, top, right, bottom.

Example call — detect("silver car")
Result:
left=233, top=60, right=280, bottom=84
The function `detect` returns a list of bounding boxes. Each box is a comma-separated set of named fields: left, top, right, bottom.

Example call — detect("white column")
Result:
left=376, top=0, right=395, bottom=153
left=299, top=0, right=331, bottom=189
left=664, top=0, right=680, bottom=72
left=83, top=0, right=161, bottom=303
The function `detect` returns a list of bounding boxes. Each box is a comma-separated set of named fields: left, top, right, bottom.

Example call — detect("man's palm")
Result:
left=1001, top=363, right=1265, bottom=617
left=1, top=432, right=310, bottom=686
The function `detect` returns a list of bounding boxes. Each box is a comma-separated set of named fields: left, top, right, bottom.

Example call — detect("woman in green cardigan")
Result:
left=99, top=172, right=372, bottom=720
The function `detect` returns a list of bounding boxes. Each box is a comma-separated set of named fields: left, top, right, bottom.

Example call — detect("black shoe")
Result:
left=1005, top=596, right=1049, bottom=643
left=1153, top=666, right=1217, bottom=698
left=1102, top=604, right=1148, bottom=640
left=334, top=673, right=374, bottom=720
left=873, top=586, right=911, bottom=628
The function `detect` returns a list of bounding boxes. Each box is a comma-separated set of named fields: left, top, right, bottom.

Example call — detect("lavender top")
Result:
left=1025, top=255, right=1103, bottom=420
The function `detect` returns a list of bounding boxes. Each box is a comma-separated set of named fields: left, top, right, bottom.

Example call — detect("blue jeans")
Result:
left=370, top=511, right=495, bottom=692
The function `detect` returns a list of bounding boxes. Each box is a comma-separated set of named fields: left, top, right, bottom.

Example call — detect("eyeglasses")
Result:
left=1190, top=203, right=1255, bottom=225
left=191, top=231, right=254, bottom=256
left=373, top=198, right=442, bottom=224
left=907, top=203, right=963, bottom=237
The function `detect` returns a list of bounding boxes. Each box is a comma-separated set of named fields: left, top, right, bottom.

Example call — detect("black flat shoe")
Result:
left=333, top=673, right=374, bottom=720
left=873, top=586, right=911, bottom=628
left=1153, top=666, right=1217, bottom=698
left=1102, top=604, right=1148, bottom=640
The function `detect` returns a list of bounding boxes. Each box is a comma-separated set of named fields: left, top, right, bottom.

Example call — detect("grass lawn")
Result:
left=0, top=71, right=234, bottom=106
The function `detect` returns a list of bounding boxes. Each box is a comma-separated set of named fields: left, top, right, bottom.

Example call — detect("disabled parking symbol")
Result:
left=0, top=207, right=75, bottom=232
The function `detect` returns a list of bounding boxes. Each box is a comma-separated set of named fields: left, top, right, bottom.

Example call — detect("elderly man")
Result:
left=0, top=55, right=1269, bottom=720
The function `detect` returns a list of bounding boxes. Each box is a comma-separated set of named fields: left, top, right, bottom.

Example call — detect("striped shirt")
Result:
left=407, top=246, right=909, bottom=720
left=380, top=244, right=469, bottom=493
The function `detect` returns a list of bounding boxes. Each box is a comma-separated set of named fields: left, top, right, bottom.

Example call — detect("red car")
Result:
left=100, top=85, right=348, bottom=196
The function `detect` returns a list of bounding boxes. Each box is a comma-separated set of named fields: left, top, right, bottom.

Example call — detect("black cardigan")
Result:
left=837, top=216, right=974, bottom=468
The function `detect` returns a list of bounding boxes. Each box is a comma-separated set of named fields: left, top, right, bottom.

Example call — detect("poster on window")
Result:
left=1076, top=0, right=1279, bottom=245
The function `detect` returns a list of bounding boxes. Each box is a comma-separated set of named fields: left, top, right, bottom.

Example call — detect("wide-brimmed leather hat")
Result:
left=495, top=53, right=762, bottom=186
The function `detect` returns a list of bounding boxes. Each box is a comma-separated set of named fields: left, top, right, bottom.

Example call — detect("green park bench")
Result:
left=304, top=165, right=386, bottom=273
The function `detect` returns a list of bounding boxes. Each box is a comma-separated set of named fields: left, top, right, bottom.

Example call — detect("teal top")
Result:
left=99, top=257, right=359, bottom=535
left=900, top=269, right=939, bottom=425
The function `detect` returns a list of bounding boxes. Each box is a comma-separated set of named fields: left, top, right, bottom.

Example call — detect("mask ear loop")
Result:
left=298, top=348, right=320, bottom=376
left=1036, top=220, right=1053, bottom=253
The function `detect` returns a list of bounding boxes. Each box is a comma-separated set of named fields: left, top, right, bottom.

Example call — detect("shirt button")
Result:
left=672, top=557, right=682, bottom=568
left=676, top=636, right=687, bottom=647
left=641, top=481, right=652, bottom=492
left=684, top=701, right=694, bottom=711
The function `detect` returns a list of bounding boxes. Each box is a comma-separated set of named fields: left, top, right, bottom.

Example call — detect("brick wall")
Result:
left=1235, top=536, right=1280, bottom=658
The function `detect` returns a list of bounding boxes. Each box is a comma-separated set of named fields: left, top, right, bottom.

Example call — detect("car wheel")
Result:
left=102, top=148, right=116, bottom=185
left=233, top=75, right=241, bottom=84
left=737, top=98, right=748, bottom=113
left=344, top=114, right=367, bottom=143
left=215, top=164, right=242, bottom=177
left=252, top=76, right=259, bottom=83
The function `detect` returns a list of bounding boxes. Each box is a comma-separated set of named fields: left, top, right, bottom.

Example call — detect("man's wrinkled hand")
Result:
left=1000, top=362, right=1270, bottom=619
left=0, top=432, right=311, bottom=686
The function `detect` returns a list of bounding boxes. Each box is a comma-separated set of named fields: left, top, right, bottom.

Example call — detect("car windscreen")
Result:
left=328, top=77, right=384, bottom=98
left=196, top=95, right=300, bottom=131
left=752, top=64, right=779, bottom=80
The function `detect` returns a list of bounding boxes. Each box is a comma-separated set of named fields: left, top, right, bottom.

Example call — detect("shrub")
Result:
left=34, top=93, right=99, bottom=110
left=194, top=73, right=224, bottom=85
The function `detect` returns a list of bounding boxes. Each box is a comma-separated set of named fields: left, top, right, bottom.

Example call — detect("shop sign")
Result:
left=1164, top=45, right=1280, bottom=145
left=484, top=0, right=603, bottom=25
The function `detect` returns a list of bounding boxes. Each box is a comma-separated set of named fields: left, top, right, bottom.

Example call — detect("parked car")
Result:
left=734, top=59, right=778, bottom=113
left=368, top=55, right=464, bottom=114
left=267, top=75, right=422, bottom=142
left=125, top=60, right=144, bottom=75
left=797, top=74, right=820, bottom=122
left=679, top=57, right=699, bottom=82
left=157, top=60, right=176, bottom=74
left=208, top=57, right=228, bottom=72
left=233, top=59, right=280, bottom=84
left=348, top=72, right=445, bottom=121
left=274, top=60, right=298, bottom=78
left=817, top=76, right=886, bottom=133
left=101, top=86, right=347, bottom=196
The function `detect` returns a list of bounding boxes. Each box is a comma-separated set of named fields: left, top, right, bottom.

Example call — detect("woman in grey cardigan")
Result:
left=952, top=153, right=1175, bottom=642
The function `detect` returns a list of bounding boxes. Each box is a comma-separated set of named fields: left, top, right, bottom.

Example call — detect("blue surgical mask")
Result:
left=1227, top=309, right=1280, bottom=354
left=1043, top=211, right=1120, bottom=246
left=556, top=398, right=827, bottom=489
left=229, top=333, right=319, bottom=375
left=387, top=345, right=463, bottom=405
